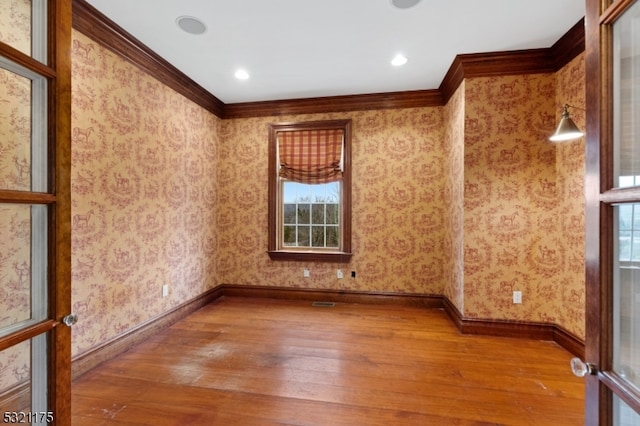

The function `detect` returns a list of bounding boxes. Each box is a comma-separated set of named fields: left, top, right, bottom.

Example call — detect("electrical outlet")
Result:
left=513, top=291, right=522, bottom=304
left=303, top=269, right=310, bottom=278
left=162, top=284, right=169, bottom=298
left=337, top=269, right=344, bottom=279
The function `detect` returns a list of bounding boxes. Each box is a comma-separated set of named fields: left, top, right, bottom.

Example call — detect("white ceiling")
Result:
left=85, top=0, right=585, bottom=104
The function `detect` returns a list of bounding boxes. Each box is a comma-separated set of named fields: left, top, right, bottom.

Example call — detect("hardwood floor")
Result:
left=72, top=297, right=584, bottom=425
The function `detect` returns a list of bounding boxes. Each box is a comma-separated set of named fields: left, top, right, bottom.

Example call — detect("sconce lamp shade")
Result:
left=549, top=104, right=584, bottom=142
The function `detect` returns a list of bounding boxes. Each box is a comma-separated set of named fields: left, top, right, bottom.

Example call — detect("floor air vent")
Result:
left=312, top=301, right=336, bottom=308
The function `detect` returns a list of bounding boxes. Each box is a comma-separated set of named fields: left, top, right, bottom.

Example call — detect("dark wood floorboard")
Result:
left=72, top=297, right=584, bottom=425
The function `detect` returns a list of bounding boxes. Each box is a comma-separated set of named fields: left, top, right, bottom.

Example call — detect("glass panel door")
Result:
left=594, top=1, right=640, bottom=424
left=0, top=65, right=50, bottom=426
left=613, top=4, right=640, bottom=405
left=0, top=0, right=71, bottom=423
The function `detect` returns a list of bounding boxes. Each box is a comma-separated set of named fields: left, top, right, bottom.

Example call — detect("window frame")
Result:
left=268, top=119, right=352, bottom=262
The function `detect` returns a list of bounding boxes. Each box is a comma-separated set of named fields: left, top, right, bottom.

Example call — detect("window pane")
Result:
left=326, top=204, right=339, bottom=224
left=0, top=0, right=31, bottom=57
left=281, top=182, right=343, bottom=249
left=614, top=2, right=640, bottom=186
left=0, top=67, right=31, bottom=191
left=323, top=181, right=340, bottom=202
left=311, top=204, right=325, bottom=224
left=283, top=225, right=296, bottom=246
left=633, top=233, right=640, bottom=262
left=621, top=204, right=633, bottom=230
left=326, top=226, right=339, bottom=247
left=282, top=179, right=343, bottom=248
left=614, top=394, right=640, bottom=426
left=297, top=204, right=310, bottom=224
left=0, top=339, right=31, bottom=413
left=311, top=226, right=324, bottom=247
left=283, top=204, right=296, bottom=224
left=0, top=58, right=47, bottom=192
left=620, top=230, right=632, bottom=261
left=298, top=226, right=310, bottom=246
left=0, top=204, right=48, bottom=337
left=0, top=1, right=46, bottom=62
left=634, top=204, right=640, bottom=229
left=614, top=204, right=640, bottom=393
left=283, top=181, right=303, bottom=203
left=0, top=334, right=48, bottom=417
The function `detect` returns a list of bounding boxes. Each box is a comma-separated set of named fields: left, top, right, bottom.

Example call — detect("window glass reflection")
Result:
left=0, top=67, right=31, bottom=191
left=614, top=4, right=640, bottom=187
left=0, top=204, right=48, bottom=338
left=0, top=0, right=31, bottom=57
left=614, top=394, right=640, bottom=426
left=0, top=335, right=48, bottom=417
left=0, top=339, right=31, bottom=412
left=614, top=203, right=640, bottom=392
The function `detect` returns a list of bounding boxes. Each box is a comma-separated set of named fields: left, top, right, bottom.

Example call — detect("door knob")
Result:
left=62, top=313, right=78, bottom=327
left=571, top=357, right=597, bottom=377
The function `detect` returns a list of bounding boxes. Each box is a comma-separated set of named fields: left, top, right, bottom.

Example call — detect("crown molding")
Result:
left=224, top=89, right=443, bottom=119
left=438, top=49, right=555, bottom=104
left=550, top=18, right=585, bottom=70
left=72, top=0, right=225, bottom=117
left=72, top=0, right=584, bottom=119
left=439, top=18, right=585, bottom=104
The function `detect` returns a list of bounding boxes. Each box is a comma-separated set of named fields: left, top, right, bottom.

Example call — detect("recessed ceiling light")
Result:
left=391, top=54, right=408, bottom=66
left=176, top=16, right=207, bottom=35
left=391, top=0, right=422, bottom=9
left=234, top=69, right=250, bottom=80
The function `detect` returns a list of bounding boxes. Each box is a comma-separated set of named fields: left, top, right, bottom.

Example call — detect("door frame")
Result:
left=51, top=0, right=73, bottom=422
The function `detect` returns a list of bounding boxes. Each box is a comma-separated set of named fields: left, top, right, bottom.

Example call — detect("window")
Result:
left=268, top=120, right=352, bottom=262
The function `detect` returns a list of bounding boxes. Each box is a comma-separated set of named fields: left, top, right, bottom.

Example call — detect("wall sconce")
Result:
left=549, top=104, right=584, bottom=142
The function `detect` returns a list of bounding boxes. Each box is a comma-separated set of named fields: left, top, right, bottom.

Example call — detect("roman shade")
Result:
left=277, top=129, right=344, bottom=184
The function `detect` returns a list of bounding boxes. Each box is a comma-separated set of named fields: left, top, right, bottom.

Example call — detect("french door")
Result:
left=0, top=0, right=71, bottom=424
left=585, top=0, right=640, bottom=424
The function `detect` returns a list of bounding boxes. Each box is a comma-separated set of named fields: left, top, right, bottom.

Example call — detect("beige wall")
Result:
left=70, top=31, right=220, bottom=355
left=218, top=56, right=585, bottom=340
left=463, top=73, right=566, bottom=324
left=555, top=55, right=586, bottom=338
left=448, top=56, right=585, bottom=339
left=218, top=108, right=447, bottom=294
left=441, top=83, right=466, bottom=312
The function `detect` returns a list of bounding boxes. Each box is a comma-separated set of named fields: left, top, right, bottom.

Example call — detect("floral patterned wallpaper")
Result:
left=461, top=62, right=585, bottom=339
left=218, top=108, right=447, bottom=294
left=70, top=30, right=220, bottom=354
left=463, top=73, right=564, bottom=323
left=554, top=55, right=586, bottom=338
left=0, top=19, right=585, bottom=394
left=442, top=83, right=466, bottom=313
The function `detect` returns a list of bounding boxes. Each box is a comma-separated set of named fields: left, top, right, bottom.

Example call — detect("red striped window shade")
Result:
left=277, top=129, right=344, bottom=184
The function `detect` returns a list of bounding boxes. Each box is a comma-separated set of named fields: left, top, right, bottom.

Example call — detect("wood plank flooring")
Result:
left=72, top=297, right=584, bottom=425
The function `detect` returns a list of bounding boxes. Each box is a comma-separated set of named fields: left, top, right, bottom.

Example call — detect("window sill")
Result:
left=267, top=250, right=352, bottom=263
